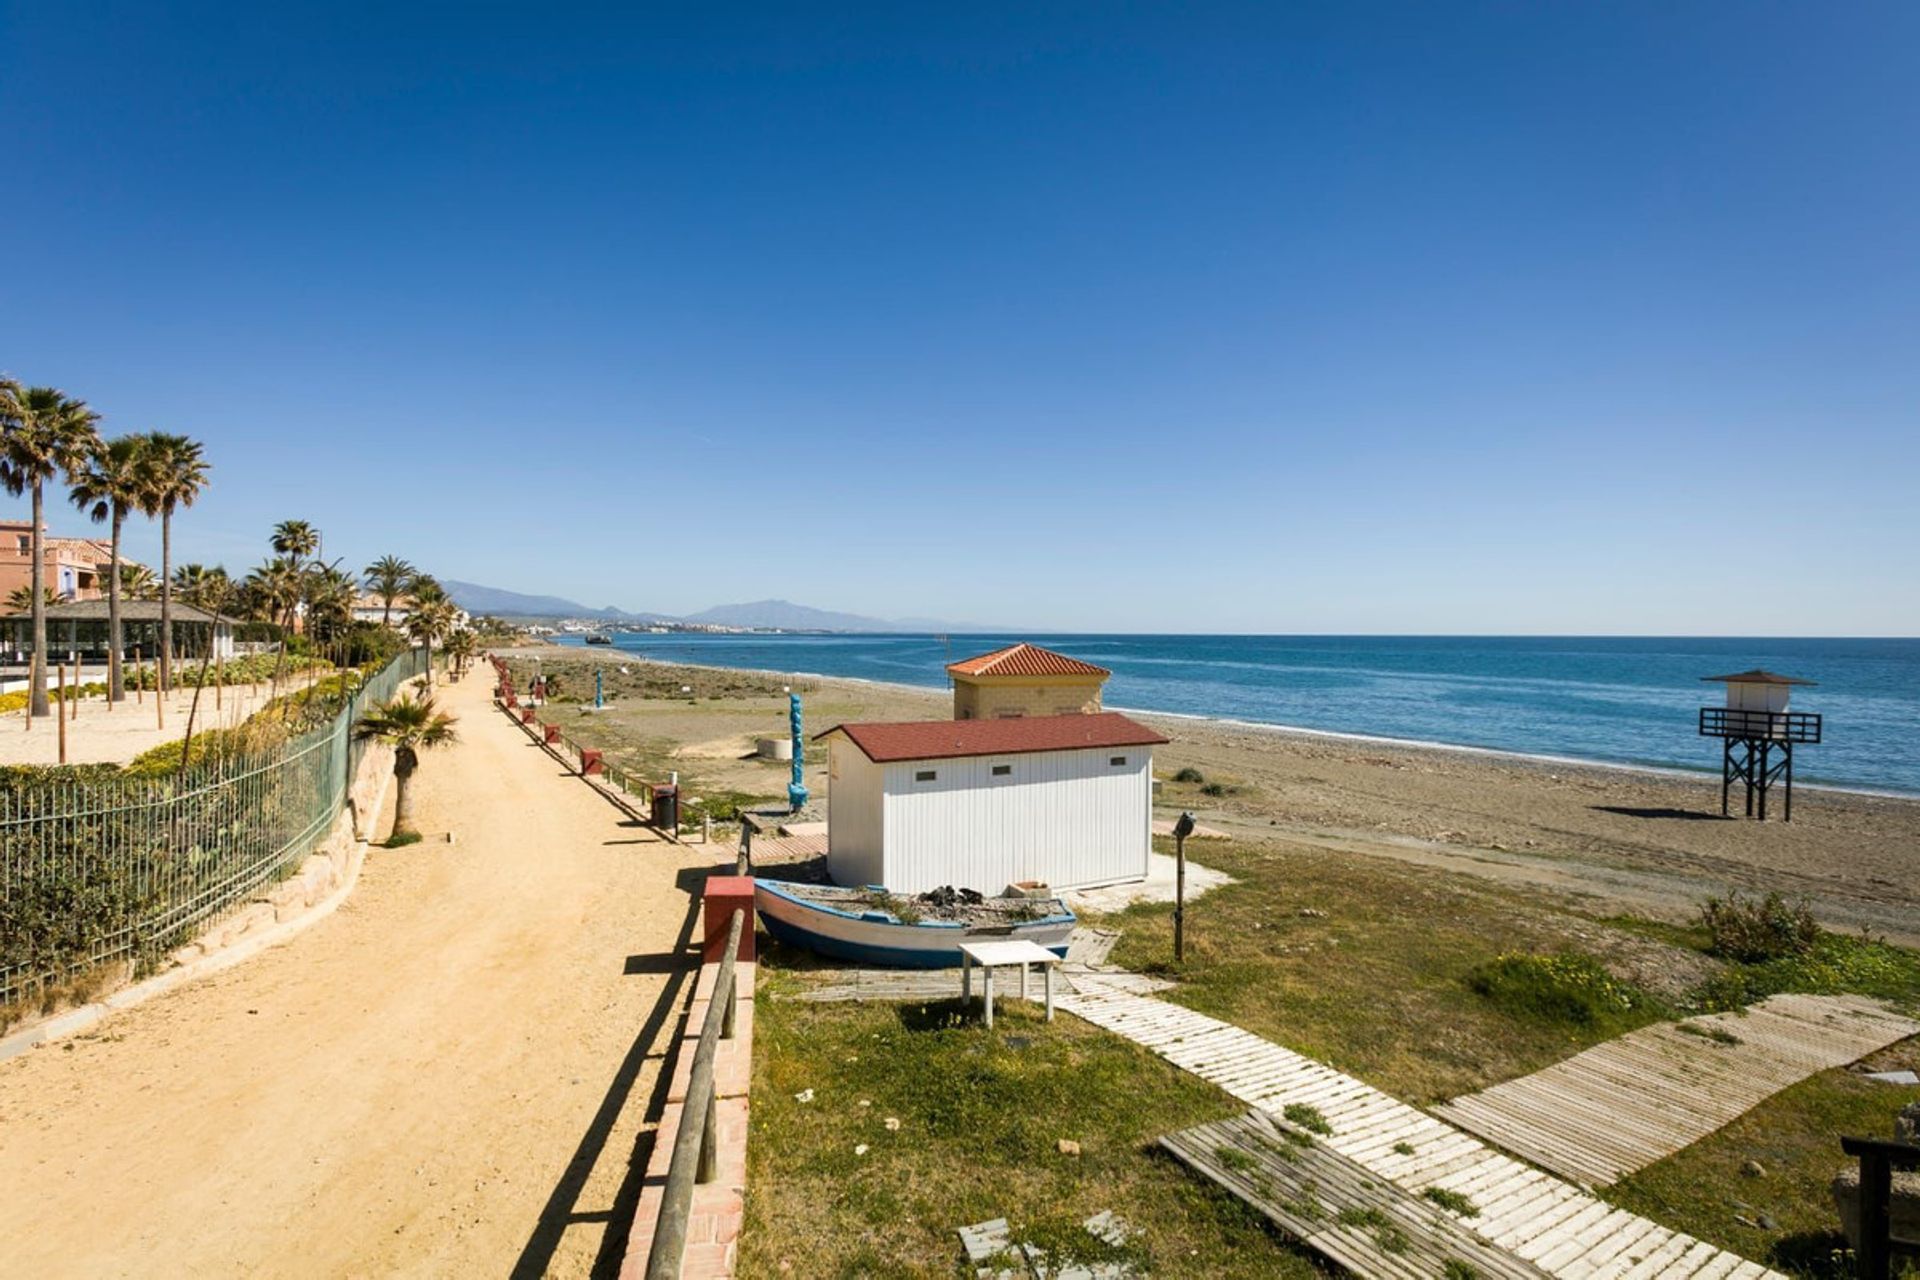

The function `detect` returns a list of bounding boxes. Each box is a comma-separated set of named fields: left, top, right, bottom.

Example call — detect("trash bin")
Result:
left=651, top=783, right=679, bottom=831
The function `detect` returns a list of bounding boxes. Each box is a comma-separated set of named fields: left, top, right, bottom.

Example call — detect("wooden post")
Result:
left=215, top=649, right=223, bottom=712
left=56, top=663, right=67, bottom=764
left=134, top=646, right=143, bottom=705
left=70, top=653, right=80, bottom=720
left=156, top=656, right=165, bottom=730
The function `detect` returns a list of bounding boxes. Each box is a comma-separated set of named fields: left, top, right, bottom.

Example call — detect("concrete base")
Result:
left=1063, top=853, right=1234, bottom=913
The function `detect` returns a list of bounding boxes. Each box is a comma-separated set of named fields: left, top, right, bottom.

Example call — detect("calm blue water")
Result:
left=555, top=634, right=1920, bottom=795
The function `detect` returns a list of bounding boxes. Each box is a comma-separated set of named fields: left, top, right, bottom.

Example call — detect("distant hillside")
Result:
left=443, top=581, right=988, bottom=631
left=442, top=580, right=652, bottom=620
left=678, top=599, right=897, bottom=631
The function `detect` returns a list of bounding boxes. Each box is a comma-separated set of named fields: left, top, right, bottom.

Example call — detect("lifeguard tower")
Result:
left=1699, top=670, right=1822, bottom=822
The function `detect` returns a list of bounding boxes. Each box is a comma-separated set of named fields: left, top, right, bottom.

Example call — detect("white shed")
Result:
left=817, top=712, right=1168, bottom=895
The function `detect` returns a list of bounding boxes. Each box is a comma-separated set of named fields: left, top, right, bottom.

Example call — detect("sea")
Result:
left=553, top=633, right=1920, bottom=796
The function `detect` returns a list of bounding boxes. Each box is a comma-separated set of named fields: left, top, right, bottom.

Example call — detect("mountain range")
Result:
left=440, top=581, right=985, bottom=633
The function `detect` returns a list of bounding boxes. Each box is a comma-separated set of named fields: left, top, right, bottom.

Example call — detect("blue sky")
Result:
left=3, top=3, right=1915, bottom=634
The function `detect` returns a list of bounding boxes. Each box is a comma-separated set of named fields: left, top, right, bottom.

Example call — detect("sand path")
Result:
left=0, top=669, right=717, bottom=1278
left=0, top=679, right=287, bottom=765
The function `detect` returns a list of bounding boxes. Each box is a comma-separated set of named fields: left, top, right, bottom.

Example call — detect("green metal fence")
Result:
left=0, top=647, right=429, bottom=1006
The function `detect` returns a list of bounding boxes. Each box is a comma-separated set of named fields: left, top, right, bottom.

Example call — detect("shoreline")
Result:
left=534, top=641, right=1920, bottom=804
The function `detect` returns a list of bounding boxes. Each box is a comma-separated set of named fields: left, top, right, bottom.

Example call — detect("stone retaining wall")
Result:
left=0, top=739, right=394, bottom=1061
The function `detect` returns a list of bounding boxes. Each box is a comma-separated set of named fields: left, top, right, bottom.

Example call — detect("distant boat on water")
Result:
left=584, top=633, right=614, bottom=645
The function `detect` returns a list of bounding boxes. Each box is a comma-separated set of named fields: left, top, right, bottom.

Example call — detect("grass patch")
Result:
left=383, top=830, right=423, bottom=848
left=1392, top=1141, right=1416, bottom=1156
left=1282, top=1103, right=1333, bottom=1135
left=743, top=971, right=1322, bottom=1277
left=1106, top=838, right=1678, bottom=1101
left=1607, top=1063, right=1920, bottom=1277
left=1464, top=951, right=1652, bottom=1031
left=1422, top=1186, right=1480, bottom=1217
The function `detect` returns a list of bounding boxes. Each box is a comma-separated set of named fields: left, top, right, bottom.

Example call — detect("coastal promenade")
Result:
left=0, top=668, right=711, bottom=1277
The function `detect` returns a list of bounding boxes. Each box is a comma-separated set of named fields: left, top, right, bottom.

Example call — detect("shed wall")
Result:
left=825, top=738, right=886, bottom=887
left=877, top=746, right=1151, bottom=894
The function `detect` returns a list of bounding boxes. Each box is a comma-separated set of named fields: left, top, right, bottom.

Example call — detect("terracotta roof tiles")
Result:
left=945, top=642, right=1110, bottom=679
left=819, top=711, right=1166, bottom=763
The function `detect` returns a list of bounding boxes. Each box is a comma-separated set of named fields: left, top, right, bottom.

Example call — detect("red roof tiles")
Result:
left=819, top=712, right=1167, bottom=763
left=945, top=642, right=1111, bottom=679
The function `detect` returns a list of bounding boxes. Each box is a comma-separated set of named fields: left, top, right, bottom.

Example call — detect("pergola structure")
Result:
left=0, top=599, right=237, bottom=669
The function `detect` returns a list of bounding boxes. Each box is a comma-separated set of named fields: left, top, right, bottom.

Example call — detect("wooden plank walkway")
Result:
left=1432, top=993, right=1920, bottom=1188
left=1164, top=1111, right=1552, bottom=1279
left=1058, top=974, right=1785, bottom=1279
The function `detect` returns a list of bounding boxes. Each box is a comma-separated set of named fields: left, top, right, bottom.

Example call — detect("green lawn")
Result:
left=1608, top=1063, right=1920, bottom=1277
left=741, top=964, right=1327, bottom=1278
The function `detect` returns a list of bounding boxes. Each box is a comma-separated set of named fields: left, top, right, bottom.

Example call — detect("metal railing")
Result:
left=645, top=904, right=746, bottom=1280
left=1698, top=707, right=1822, bottom=743
left=0, top=647, right=428, bottom=1005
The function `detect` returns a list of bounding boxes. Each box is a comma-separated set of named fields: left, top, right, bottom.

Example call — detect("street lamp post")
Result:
left=1172, top=811, right=1196, bottom=963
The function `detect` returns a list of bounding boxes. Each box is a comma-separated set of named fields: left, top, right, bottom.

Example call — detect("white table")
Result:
left=958, top=940, right=1062, bottom=1028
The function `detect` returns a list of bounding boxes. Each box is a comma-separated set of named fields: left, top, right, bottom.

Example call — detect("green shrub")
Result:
left=1199, top=782, right=1233, bottom=797
left=1466, top=952, right=1643, bottom=1027
left=1701, top=892, right=1820, bottom=963
left=1172, top=766, right=1205, bottom=784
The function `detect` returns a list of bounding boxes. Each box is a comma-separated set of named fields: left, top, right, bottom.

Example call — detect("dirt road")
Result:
left=0, top=669, right=717, bottom=1278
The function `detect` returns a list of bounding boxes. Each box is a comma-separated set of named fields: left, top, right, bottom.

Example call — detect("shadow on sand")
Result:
left=509, top=863, right=723, bottom=1279
left=1590, top=805, right=1729, bottom=822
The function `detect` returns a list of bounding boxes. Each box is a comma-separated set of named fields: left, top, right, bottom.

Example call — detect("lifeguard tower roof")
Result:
left=946, top=643, right=1111, bottom=679
left=1701, top=669, right=1817, bottom=686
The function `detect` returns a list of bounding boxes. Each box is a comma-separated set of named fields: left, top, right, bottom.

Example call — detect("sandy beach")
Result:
left=500, top=644, right=1920, bottom=944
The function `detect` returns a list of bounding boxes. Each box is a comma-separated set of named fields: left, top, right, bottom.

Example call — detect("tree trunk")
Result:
left=392, top=759, right=416, bottom=836
left=178, top=627, right=218, bottom=775
left=158, top=509, right=174, bottom=693
left=28, top=482, right=49, bottom=718
left=108, top=507, right=125, bottom=702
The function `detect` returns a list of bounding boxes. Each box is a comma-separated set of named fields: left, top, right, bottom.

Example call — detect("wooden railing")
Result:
left=1841, top=1135, right=1920, bottom=1279
left=1699, top=707, right=1823, bottom=744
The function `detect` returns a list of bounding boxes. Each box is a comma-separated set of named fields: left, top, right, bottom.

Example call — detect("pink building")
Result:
left=0, top=519, right=114, bottom=604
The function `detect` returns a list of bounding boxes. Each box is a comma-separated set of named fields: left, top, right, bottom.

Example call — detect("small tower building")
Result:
left=945, top=643, right=1110, bottom=720
left=1698, top=669, right=1823, bottom=821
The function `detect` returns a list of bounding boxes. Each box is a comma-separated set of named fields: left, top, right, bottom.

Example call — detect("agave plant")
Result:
left=353, top=692, right=458, bottom=842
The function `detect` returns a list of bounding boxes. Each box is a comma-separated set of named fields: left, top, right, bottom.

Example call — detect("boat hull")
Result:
left=753, top=881, right=1073, bottom=969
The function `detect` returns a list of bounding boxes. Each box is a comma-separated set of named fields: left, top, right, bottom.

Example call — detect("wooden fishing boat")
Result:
left=753, top=880, right=1074, bottom=969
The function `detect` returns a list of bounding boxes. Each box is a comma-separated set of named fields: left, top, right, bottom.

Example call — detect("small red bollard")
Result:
left=543, top=722, right=561, bottom=745
left=580, top=748, right=604, bottom=775
left=702, top=876, right=756, bottom=962
left=521, top=707, right=537, bottom=725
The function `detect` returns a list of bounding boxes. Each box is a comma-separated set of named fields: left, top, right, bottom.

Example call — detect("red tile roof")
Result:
left=946, top=642, right=1111, bottom=679
left=819, top=712, right=1167, bottom=763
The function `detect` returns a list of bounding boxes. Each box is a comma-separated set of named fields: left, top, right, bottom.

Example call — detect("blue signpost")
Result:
left=595, top=668, right=604, bottom=710
left=788, top=692, right=809, bottom=812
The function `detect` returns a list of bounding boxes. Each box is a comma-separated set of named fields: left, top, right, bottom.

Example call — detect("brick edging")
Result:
left=618, top=959, right=755, bottom=1278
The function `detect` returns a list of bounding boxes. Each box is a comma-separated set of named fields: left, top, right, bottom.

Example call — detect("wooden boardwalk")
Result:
left=1164, top=1111, right=1552, bottom=1279
left=1432, top=993, right=1920, bottom=1187
left=1059, top=974, right=1784, bottom=1279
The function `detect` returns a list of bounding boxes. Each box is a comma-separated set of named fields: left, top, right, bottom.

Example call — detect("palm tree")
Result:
left=303, top=560, right=357, bottom=646
left=69, top=434, right=150, bottom=702
left=175, top=569, right=235, bottom=773
left=443, top=628, right=476, bottom=679
left=117, top=561, right=160, bottom=601
left=271, top=519, right=320, bottom=566
left=405, top=596, right=457, bottom=685
left=5, top=585, right=59, bottom=613
left=0, top=381, right=103, bottom=717
left=244, top=556, right=303, bottom=688
left=353, top=693, right=457, bottom=842
left=364, top=555, right=415, bottom=629
left=136, top=433, right=210, bottom=693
